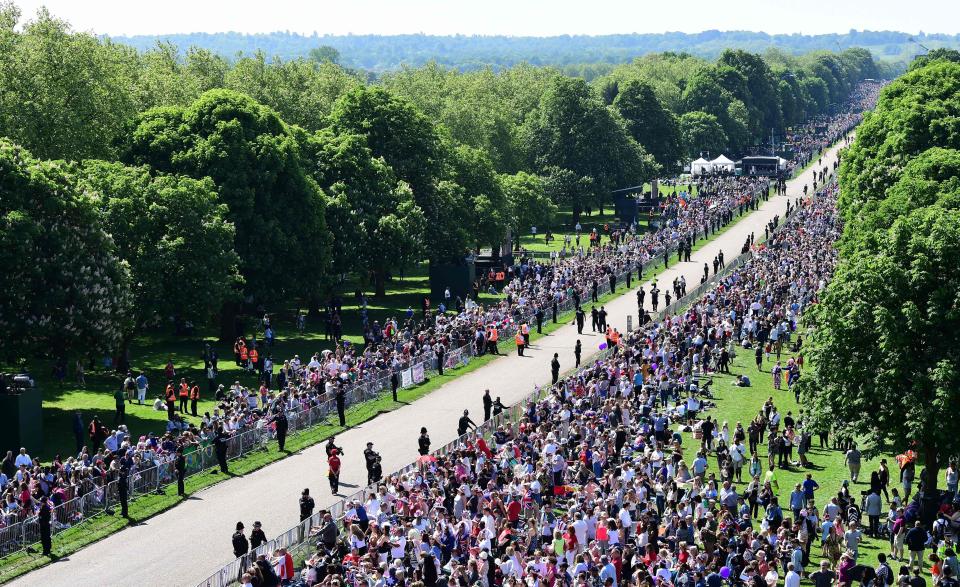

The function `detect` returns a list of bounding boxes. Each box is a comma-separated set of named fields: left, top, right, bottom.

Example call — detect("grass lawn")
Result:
left=519, top=185, right=702, bottom=254
left=22, top=263, right=504, bottom=463
left=698, top=348, right=899, bottom=573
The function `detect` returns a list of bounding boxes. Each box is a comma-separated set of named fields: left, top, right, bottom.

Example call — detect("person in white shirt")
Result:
left=784, top=563, right=800, bottom=587
left=764, top=568, right=779, bottom=587
left=14, top=449, right=31, bottom=468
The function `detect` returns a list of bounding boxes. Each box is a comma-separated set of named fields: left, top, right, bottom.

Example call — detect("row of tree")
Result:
left=109, top=28, right=937, bottom=72
left=0, top=5, right=881, bottom=363
left=802, top=57, right=960, bottom=494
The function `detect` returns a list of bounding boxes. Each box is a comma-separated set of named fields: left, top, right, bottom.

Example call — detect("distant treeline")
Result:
left=107, top=30, right=957, bottom=74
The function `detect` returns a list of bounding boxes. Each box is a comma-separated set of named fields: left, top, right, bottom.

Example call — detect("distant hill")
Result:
left=108, top=30, right=960, bottom=72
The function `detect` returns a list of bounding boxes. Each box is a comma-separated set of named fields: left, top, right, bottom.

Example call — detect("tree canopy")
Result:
left=0, top=140, right=132, bottom=359
left=802, top=58, right=960, bottom=495
left=122, top=89, right=331, bottom=307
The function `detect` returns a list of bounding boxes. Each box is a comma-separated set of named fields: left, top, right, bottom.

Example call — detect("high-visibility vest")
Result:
left=179, top=383, right=189, bottom=398
left=496, top=272, right=505, bottom=281
left=521, top=324, right=529, bottom=335
left=515, top=332, right=524, bottom=346
left=249, top=349, right=259, bottom=363
left=190, top=386, right=200, bottom=400
left=240, top=347, right=248, bottom=361
left=166, top=385, right=176, bottom=402
left=490, top=328, right=499, bottom=342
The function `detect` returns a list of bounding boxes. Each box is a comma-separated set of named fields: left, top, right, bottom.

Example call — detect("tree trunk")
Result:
left=307, top=295, right=322, bottom=319
left=920, top=443, right=941, bottom=523
left=218, top=300, right=240, bottom=342
left=374, top=269, right=387, bottom=299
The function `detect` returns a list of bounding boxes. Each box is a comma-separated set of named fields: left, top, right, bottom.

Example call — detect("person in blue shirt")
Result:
left=790, top=483, right=806, bottom=520
left=803, top=473, right=820, bottom=501
left=599, top=555, right=617, bottom=587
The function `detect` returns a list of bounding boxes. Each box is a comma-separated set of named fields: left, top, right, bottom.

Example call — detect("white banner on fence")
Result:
left=401, top=368, right=413, bottom=388
left=412, top=363, right=425, bottom=384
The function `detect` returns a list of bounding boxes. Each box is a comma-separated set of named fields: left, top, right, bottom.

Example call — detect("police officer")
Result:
left=274, top=406, right=289, bottom=452
left=335, top=386, right=346, bottom=427
left=324, top=436, right=343, bottom=458
left=551, top=353, right=561, bottom=384
left=38, top=495, right=52, bottom=556
left=214, top=424, right=230, bottom=474
left=458, top=410, right=476, bottom=436
left=418, top=427, right=431, bottom=456
left=483, top=389, right=493, bottom=421
left=118, top=465, right=129, bottom=518
left=175, top=445, right=186, bottom=496
left=363, top=442, right=381, bottom=485
left=232, top=521, right=249, bottom=560
left=299, top=488, right=315, bottom=522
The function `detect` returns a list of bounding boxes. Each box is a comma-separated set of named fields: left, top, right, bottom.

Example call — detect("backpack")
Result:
left=878, top=563, right=894, bottom=586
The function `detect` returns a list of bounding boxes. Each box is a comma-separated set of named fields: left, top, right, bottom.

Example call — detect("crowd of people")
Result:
left=783, top=81, right=886, bottom=176
left=228, top=146, right=955, bottom=587
left=3, top=85, right=885, bottom=565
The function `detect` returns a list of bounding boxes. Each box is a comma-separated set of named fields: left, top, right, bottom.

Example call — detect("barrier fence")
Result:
left=195, top=183, right=777, bottom=587
left=1, top=182, right=768, bottom=566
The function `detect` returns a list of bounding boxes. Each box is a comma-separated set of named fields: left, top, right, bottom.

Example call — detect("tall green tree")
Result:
left=803, top=205, right=960, bottom=494
left=121, top=89, right=331, bottom=327
left=500, top=171, right=557, bottom=234
left=448, top=144, right=511, bottom=251
left=0, top=4, right=139, bottom=160
left=613, top=80, right=683, bottom=172
left=525, top=76, right=657, bottom=219
left=839, top=60, right=960, bottom=213
left=0, top=139, right=132, bottom=360
left=327, top=86, right=469, bottom=262
left=74, top=161, right=241, bottom=337
left=305, top=130, right=426, bottom=296
left=678, top=111, right=729, bottom=160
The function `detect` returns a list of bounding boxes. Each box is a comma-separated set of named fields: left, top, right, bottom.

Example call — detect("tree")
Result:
left=309, top=45, right=341, bottom=65
left=0, top=4, right=139, bottom=160
left=803, top=205, right=960, bottom=495
left=840, top=148, right=960, bottom=255
left=613, top=80, right=683, bottom=172
left=327, top=86, right=446, bottom=211
left=678, top=111, right=728, bottom=160
left=121, top=89, right=331, bottom=328
left=74, top=161, right=241, bottom=336
left=525, top=76, right=657, bottom=219
left=541, top=166, right=596, bottom=224
left=448, top=144, right=511, bottom=251
left=0, top=139, right=132, bottom=360
left=718, top=49, right=782, bottom=134
left=839, top=60, right=960, bottom=213
left=910, top=48, right=960, bottom=71
left=305, top=130, right=425, bottom=296
left=500, top=171, right=557, bottom=234
left=225, top=51, right=361, bottom=131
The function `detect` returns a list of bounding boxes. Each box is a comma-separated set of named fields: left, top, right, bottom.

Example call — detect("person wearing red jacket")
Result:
left=328, top=449, right=341, bottom=494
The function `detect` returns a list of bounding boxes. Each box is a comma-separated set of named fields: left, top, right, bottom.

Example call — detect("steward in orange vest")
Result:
left=165, top=383, right=176, bottom=420
left=189, top=383, right=200, bottom=417
left=178, top=379, right=189, bottom=414
left=515, top=331, right=525, bottom=356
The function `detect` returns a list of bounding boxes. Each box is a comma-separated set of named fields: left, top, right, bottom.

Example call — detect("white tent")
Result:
left=690, top=157, right=710, bottom=176
left=710, top=155, right=735, bottom=172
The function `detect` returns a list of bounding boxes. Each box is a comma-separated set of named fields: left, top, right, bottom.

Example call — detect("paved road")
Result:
left=12, top=143, right=843, bottom=587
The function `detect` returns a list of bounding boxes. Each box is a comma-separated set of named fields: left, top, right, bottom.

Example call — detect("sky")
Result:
left=10, top=0, right=960, bottom=37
